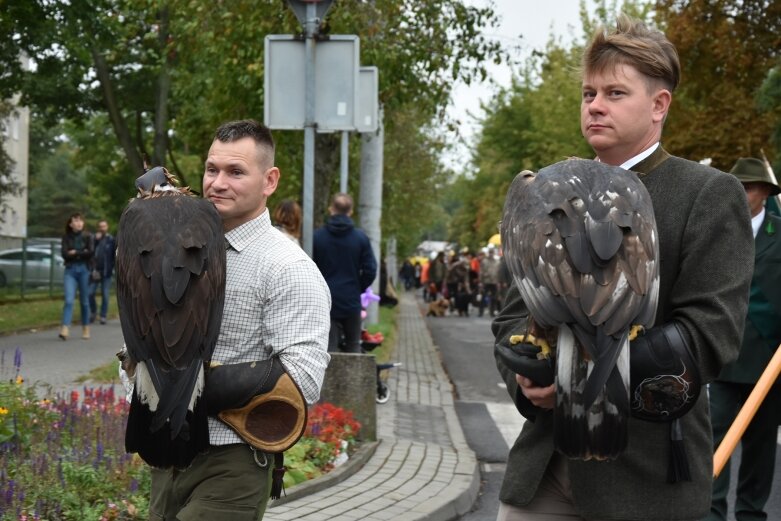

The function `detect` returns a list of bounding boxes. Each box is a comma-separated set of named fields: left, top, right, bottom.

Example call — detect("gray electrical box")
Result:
left=264, top=35, right=360, bottom=131
left=356, top=66, right=379, bottom=133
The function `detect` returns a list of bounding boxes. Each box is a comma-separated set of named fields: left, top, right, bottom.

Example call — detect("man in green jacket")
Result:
left=493, top=15, right=754, bottom=521
left=707, top=157, right=781, bottom=521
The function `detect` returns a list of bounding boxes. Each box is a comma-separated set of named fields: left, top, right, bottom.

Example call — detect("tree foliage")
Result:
left=1, top=0, right=502, bottom=252
left=26, top=119, right=90, bottom=237
left=758, top=64, right=781, bottom=172
left=656, top=0, right=781, bottom=169
left=447, top=0, right=781, bottom=248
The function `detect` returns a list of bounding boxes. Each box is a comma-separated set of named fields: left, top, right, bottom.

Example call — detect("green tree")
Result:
left=27, top=117, right=90, bottom=237
left=0, top=0, right=175, bottom=176
left=757, top=64, right=781, bottom=173
left=657, top=0, right=781, bottom=169
left=448, top=44, right=592, bottom=247
left=4, top=0, right=503, bottom=251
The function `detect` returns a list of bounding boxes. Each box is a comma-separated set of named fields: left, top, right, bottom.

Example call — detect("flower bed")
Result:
left=0, top=348, right=362, bottom=519
left=282, top=402, right=361, bottom=489
left=0, top=349, right=149, bottom=521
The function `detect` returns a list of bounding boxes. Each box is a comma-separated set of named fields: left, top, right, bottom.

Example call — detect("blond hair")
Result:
left=582, top=14, right=680, bottom=93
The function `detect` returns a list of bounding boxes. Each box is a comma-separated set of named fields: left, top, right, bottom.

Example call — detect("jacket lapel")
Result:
left=630, top=146, right=671, bottom=176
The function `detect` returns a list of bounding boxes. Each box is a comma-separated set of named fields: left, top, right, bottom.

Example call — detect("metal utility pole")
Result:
left=301, top=2, right=317, bottom=255
left=340, top=131, right=349, bottom=193
left=359, top=108, right=383, bottom=324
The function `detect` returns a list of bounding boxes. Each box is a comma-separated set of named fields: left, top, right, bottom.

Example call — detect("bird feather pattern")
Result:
left=116, top=167, right=226, bottom=469
left=501, top=159, right=659, bottom=460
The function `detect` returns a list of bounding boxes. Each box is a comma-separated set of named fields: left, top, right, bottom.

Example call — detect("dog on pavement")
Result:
left=427, top=297, right=450, bottom=317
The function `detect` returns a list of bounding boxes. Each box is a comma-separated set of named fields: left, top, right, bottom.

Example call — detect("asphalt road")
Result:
left=420, top=293, right=781, bottom=521
left=422, top=298, right=513, bottom=521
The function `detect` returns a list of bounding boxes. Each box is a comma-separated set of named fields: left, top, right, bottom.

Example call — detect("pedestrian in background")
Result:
left=493, top=14, right=752, bottom=520
left=444, top=249, right=471, bottom=316
left=399, top=259, right=414, bottom=291
left=706, top=157, right=781, bottom=521
left=428, top=251, right=446, bottom=301
left=272, top=198, right=302, bottom=246
left=88, top=219, right=116, bottom=325
left=313, top=193, right=377, bottom=353
left=479, top=245, right=500, bottom=317
left=59, top=213, right=94, bottom=340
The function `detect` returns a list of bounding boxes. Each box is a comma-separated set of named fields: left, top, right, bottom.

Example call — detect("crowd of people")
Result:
left=399, top=244, right=509, bottom=319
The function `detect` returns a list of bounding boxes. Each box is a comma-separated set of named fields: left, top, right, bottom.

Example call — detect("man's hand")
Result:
left=517, top=375, right=556, bottom=409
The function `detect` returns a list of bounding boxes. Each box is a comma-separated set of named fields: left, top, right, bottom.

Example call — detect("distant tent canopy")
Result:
left=488, top=233, right=501, bottom=246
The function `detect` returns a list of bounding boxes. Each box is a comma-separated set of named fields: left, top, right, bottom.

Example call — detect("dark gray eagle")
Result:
left=116, top=166, right=226, bottom=469
left=500, top=158, right=659, bottom=460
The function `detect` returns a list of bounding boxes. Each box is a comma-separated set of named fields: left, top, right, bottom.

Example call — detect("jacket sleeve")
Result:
left=670, top=172, right=754, bottom=382
left=492, top=280, right=547, bottom=421
left=359, top=235, right=378, bottom=291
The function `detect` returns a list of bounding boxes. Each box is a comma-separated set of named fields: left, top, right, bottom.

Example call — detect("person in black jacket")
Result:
left=313, top=193, right=377, bottom=353
left=88, top=220, right=116, bottom=325
left=59, top=213, right=94, bottom=340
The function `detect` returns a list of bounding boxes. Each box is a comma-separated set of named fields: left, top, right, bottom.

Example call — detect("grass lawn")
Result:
left=0, top=292, right=118, bottom=336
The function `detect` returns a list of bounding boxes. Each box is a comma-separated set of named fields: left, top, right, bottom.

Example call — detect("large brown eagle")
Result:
left=116, top=166, right=226, bottom=468
left=500, top=158, right=659, bottom=460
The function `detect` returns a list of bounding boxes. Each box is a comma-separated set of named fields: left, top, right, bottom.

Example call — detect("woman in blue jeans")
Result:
left=59, top=213, right=94, bottom=340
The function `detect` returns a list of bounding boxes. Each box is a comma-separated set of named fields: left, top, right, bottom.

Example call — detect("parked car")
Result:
left=0, top=247, right=65, bottom=287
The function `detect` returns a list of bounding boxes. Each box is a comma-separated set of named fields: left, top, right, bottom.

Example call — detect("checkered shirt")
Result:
left=208, top=209, right=331, bottom=446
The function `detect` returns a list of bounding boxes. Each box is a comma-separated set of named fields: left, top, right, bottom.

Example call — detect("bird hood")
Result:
left=326, top=214, right=355, bottom=236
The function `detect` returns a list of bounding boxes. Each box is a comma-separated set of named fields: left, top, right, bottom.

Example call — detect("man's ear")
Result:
left=262, top=167, right=280, bottom=197
left=652, top=89, right=672, bottom=123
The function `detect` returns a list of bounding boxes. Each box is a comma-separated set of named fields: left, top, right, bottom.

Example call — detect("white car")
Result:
left=0, top=247, right=65, bottom=287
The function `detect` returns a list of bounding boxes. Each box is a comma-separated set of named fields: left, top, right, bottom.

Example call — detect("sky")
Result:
left=444, top=0, right=586, bottom=170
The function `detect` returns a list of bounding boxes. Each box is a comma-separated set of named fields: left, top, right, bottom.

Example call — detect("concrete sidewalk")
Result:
left=0, top=291, right=480, bottom=521
left=264, top=292, right=480, bottom=520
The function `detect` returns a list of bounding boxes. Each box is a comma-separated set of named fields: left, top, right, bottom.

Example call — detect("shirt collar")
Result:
left=619, top=142, right=660, bottom=170
left=224, top=209, right=271, bottom=252
left=751, top=208, right=765, bottom=239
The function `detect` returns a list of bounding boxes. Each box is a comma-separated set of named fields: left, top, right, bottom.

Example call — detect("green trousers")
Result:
left=149, top=444, right=272, bottom=521
left=706, top=381, right=781, bottom=521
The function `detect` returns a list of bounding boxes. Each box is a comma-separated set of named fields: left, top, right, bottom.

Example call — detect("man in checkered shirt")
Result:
left=147, top=119, right=331, bottom=521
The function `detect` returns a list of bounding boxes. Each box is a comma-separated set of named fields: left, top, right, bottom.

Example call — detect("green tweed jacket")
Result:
left=717, top=210, right=781, bottom=383
left=493, top=147, right=754, bottom=520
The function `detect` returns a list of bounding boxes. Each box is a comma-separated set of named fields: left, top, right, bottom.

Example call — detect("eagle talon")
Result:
left=629, top=325, right=645, bottom=342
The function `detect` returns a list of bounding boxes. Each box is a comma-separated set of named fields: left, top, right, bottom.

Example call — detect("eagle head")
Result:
left=135, top=166, right=189, bottom=198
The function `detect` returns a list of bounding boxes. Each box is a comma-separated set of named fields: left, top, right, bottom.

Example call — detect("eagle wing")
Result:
left=116, top=193, right=225, bottom=468
left=500, top=158, right=659, bottom=459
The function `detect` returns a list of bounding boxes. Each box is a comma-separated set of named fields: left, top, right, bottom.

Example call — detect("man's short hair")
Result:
left=582, top=14, right=680, bottom=93
left=330, top=193, right=353, bottom=215
left=213, top=119, right=275, bottom=169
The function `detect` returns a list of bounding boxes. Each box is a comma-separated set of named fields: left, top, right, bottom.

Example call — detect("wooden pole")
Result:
left=713, top=343, right=781, bottom=478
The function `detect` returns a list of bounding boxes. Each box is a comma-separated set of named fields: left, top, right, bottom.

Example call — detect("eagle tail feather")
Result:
left=148, top=359, right=203, bottom=436
left=126, top=391, right=210, bottom=469
left=555, top=325, right=628, bottom=460
left=581, top=329, right=628, bottom=410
